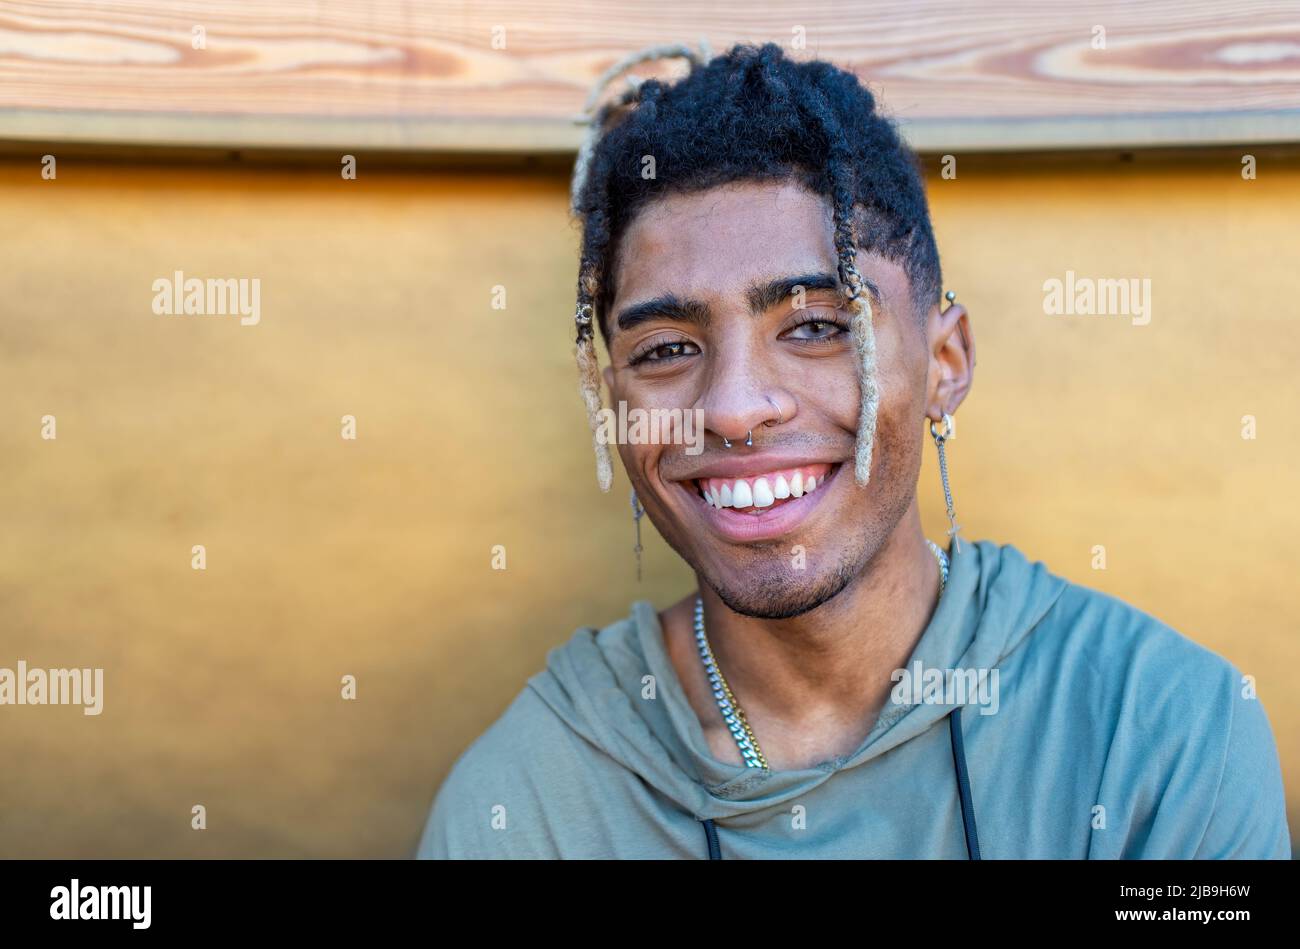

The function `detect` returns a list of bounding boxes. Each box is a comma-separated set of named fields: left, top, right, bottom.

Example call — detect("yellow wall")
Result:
left=0, top=155, right=1296, bottom=856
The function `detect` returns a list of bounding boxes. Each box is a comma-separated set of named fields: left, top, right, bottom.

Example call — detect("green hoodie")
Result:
left=416, top=539, right=1291, bottom=858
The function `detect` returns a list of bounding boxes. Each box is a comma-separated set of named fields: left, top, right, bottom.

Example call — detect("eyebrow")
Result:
left=614, top=270, right=881, bottom=334
left=614, top=294, right=712, bottom=333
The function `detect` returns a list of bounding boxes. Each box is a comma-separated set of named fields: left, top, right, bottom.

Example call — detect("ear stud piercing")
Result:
left=944, top=290, right=974, bottom=366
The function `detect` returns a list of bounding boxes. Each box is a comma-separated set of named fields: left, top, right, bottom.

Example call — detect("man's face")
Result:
left=603, top=179, right=934, bottom=619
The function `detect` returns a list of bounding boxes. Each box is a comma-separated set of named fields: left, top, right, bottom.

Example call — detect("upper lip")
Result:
left=667, top=452, right=846, bottom=482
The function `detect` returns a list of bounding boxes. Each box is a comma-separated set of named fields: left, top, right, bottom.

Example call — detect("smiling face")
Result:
left=602, top=178, right=944, bottom=619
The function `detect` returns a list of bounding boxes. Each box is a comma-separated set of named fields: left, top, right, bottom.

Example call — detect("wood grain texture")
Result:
left=1, top=0, right=1299, bottom=151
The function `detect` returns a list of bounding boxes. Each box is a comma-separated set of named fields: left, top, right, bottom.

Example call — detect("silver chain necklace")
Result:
left=694, top=540, right=949, bottom=770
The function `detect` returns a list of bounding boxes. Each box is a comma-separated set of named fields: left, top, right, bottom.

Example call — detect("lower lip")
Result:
left=683, top=464, right=843, bottom=543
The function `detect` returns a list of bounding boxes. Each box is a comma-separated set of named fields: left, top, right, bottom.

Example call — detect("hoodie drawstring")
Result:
left=699, top=707, right=981, bottom=859
left=947, top=706, right=981, bottom=859
left=700, top=815, right=721, bottom=859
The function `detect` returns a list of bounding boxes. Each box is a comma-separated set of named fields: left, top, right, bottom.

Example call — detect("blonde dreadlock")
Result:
left=569, top=40, right=713, bottom=492
left=815, top=103, right=881, bottom=486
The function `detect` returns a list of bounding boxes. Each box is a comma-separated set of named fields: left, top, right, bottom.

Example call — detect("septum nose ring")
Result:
left=722, top=397, right=783, bottom=448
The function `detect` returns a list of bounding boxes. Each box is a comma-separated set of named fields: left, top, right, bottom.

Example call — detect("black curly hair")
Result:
left=570, top=41, right=942, bottom=492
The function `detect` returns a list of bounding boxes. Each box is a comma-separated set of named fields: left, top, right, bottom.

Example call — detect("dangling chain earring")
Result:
left=630, top=488, right=645, bottom=581
left=930, top=412, right=961, bottom=554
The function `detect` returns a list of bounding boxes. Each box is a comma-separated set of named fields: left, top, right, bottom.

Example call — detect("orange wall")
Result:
left=0, top=155, right=1295, bottom=856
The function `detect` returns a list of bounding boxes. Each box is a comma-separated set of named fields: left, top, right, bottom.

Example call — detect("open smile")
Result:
left=674, top=461, right=843, bottom=543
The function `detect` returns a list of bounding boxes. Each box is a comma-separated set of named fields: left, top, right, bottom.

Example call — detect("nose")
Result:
left=697, top=348, right=783, bottom=448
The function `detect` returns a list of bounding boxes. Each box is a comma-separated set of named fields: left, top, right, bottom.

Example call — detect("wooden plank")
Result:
left=1, top=0, right=1299, bottom=153
left=6, top=107, right=1300, bottom=158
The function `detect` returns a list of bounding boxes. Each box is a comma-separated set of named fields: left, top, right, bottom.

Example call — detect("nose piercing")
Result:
left=764, top=395, right=784, bottom=427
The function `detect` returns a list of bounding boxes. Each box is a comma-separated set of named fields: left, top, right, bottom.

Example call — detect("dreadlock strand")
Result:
left=570, top=40, right=711, bottom=217
left=848, top=273, right=879, bottom=486
left=575, top=314, right=613, bottom=492
left=827, top=177, right=879, bottom=487
left=567, top=42, right=716, bottom=493
left=574, top=191, right=614, bottom=491
left=797, top=75, right=880, bottom=488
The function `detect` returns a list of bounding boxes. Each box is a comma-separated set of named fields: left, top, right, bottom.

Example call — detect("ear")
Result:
left=601, top=364, right=614, bottom=393
left=924, top=300, right=974, bottom=420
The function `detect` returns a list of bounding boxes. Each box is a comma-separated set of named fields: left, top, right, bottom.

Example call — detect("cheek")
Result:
left=873, top=317, right=929, bottom=417
left=609, top=368, right=697, bottom=411
left=871, top=367, right=927, bottom=495
left=615, top=439, right=661, bottom=484
left=776, top=353, right=860, bottom=431
left=876, top=397, right=920, bottom=471
left=799, top=352, right=915, bottom=438
left=854, top=331, right=927, bottom=491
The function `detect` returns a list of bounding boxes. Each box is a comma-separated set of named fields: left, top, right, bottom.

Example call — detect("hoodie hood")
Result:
left=526, top=538, right=1068, bottom=822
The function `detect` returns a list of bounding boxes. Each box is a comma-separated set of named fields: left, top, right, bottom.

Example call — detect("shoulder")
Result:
left=1011, top=563, right=1290, bottom=857
left=1026, top=571, right=1243, bottom=717
left=979, top=543, right=1238, bottom=711
left=414, top=684, right=563, bottom=859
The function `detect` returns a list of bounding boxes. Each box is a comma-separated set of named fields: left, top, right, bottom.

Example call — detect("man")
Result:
left=417, top=43, right=1290, bottom=858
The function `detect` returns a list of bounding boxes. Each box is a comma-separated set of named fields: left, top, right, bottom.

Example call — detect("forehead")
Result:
left=610, top=180, right=839, bottom=312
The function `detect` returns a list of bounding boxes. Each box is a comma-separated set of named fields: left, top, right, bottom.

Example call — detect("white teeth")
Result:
left=731, top=480, right=753, bottom=509
left=704, top=469, right=830, bottom=510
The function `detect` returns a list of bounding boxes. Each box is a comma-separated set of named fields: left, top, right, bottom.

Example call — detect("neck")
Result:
left=694, top=498, right=942, bottom=769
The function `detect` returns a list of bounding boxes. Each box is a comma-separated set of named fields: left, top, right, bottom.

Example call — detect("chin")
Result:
left=703, top=556, right=861, bottom=620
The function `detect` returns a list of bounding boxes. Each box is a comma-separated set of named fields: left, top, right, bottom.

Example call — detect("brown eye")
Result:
left=631, top=339, right=700, bottom=364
